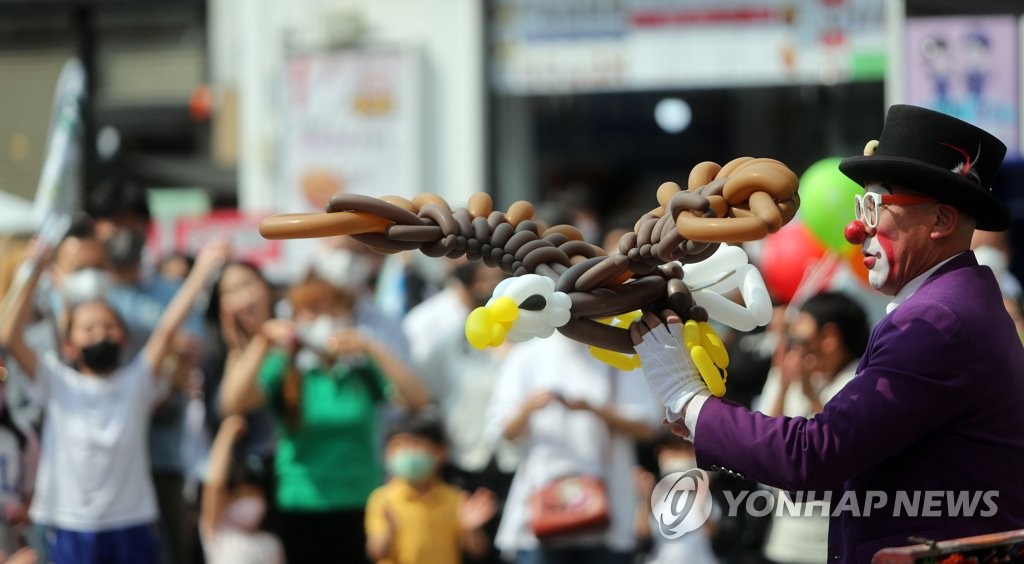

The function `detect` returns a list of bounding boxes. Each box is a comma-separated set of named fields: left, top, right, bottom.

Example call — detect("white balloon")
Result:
left=504, top=274, right=553, bottom=303
left=682, top=245, right=749, bottom=289
left=692, top=289, right=758, bottom=332
left=739, top=264, right=773, bottom=327
left=489, top=278, right=515, bottom=303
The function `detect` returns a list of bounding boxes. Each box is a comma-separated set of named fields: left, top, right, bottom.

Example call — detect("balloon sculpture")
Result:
left=260, top=157, right=800, bottom=394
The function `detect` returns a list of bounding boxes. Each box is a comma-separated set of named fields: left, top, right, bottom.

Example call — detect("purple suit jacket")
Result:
left=695, top=252, right=1024, bottom=563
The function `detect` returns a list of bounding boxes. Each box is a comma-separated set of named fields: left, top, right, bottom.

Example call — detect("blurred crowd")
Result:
left=0, top=177, right=1020, bottom=564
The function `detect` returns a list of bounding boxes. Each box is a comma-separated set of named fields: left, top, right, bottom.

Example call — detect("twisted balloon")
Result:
left=261, top=157, right=799, bottom=354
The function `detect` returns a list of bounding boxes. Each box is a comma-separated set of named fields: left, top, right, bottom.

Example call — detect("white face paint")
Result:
left=862, top=184, right=894, bottom=292
left=864, top=236, right=891, bottom=291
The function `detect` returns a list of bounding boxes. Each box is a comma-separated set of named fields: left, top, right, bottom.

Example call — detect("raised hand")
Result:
left=261, top=319, right=298, bottom=350
left=194, top=239, right=231, bottom=279
left=325, top=327, right=369, bottom=357
left=460, top=488, right=497, bottom=531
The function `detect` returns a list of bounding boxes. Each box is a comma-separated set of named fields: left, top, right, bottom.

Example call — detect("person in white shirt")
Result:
left=486, top=333, right=659, bottom=563
left=0, top=239, right=228, bottom=564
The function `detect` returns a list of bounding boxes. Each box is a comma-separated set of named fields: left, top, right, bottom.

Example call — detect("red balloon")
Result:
left=759, top=221, right=827, bottom=304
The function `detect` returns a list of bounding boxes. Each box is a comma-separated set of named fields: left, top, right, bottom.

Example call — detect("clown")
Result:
left=632, top=105, right=1024, bottom=563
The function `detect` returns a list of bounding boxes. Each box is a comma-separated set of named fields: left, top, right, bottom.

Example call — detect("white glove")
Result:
left=634, top=323, right=709, bottom=422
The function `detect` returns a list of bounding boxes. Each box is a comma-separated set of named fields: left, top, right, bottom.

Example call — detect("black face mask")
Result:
left=79, top=340, right=122, bottom=373
left=105, top=228, right=146, bottom=268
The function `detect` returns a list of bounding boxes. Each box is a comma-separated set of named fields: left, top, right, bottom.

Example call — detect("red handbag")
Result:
left=529, top=474, right=610, bottom=539
left=528, top=368, right=617, bottom=540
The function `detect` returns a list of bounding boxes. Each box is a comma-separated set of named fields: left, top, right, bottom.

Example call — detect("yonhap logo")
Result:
left=650, top=469, right=713, bottom=539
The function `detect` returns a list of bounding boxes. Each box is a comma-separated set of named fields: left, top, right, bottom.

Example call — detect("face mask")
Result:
left=295, top=315, right=351, bottom=372
left=294, top=348, right=320, bottom=373
left=660, top=455, right=698, bottom=476
left=386, top=448, right=436, bottom=483
left=63, top=269, right=111, bottom=305
left=297, top=315, right=345, bottom=351
left=105, top=228, right=146, bottom=268
left=225, top=495, right=266, bottom=531
left=313, top=248, right=374, bottom=291
left=79, top=339, right=122, bottom=373
left=974, top=245, right=1009, bottom=275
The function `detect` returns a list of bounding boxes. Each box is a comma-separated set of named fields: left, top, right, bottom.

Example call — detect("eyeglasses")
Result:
left=853, top=193, right=938, bottom=228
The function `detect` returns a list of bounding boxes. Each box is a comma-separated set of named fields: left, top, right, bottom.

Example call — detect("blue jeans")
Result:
left=51, top=524, right=159, bottom=564
left=515, top=546, right=633, bottom=564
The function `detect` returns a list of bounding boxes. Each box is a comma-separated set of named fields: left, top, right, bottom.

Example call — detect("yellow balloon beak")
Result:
left=465, top=297, right=520, bottom=350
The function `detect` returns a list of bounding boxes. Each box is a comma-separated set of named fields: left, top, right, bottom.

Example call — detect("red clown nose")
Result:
left=844, top=221, right=866, bottom=245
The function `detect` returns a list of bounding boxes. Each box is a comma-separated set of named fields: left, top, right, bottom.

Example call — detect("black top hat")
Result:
left=839, top=104, right=1010, bottom=231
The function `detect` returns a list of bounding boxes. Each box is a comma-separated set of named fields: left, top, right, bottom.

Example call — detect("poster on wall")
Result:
left=280, top=47, right=422, bottom=210
left=277, top=47, right=422, bottom=280
left=905, top=16, right=1019, bottom=156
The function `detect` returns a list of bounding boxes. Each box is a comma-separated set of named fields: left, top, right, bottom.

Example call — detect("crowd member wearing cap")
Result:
left=630, top=105, right=1024, bottom=563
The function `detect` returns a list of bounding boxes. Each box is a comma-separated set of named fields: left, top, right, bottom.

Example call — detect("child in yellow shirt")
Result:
left=365, top=413, right=496, bottom=564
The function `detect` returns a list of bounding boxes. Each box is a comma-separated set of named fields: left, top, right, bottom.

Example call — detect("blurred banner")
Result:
left=173, top=211, right=282, bottom=269
left=490, top=0, right=886, bottom=94
left=34, top=58, right=84, bottom=225
left=147, top=210, right=282, bottom=271
left=904, top=15, right=1019, bottom=156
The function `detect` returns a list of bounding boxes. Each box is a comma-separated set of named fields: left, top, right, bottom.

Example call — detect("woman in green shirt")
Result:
left=219, top=277, right=430, bottom=563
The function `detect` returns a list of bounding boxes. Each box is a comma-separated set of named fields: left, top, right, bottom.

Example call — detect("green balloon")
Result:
left=798, top=157, right=863, bottom=251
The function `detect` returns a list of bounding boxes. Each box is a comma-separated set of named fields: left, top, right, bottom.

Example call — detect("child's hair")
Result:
left=386, top=410, right=447, bottom=447
left=227, top=454, right=268, bottom=492
left=60, top=212, right=97, bottom=244
left=288, top=276, right=356, bottom=314
left=63, top=299, right=128, bottom=341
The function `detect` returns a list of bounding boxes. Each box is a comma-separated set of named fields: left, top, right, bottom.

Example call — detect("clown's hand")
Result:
left=631, top=313, right=708, bottom=422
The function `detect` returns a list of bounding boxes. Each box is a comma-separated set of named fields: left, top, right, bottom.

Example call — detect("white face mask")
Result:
left=62, top=268, right=111, bottom=305
left=225, top=495, right=266, bottom=531
left=295, top=314, right=351, bottom=372
left=297, top=314, right=346, bottom=351
left=313, top=248, right=374, bottom=291
left=974, top=245, right=1009, bottom=275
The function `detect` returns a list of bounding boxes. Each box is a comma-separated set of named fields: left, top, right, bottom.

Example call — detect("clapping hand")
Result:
left=460, top=488, right=497, bottom=531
